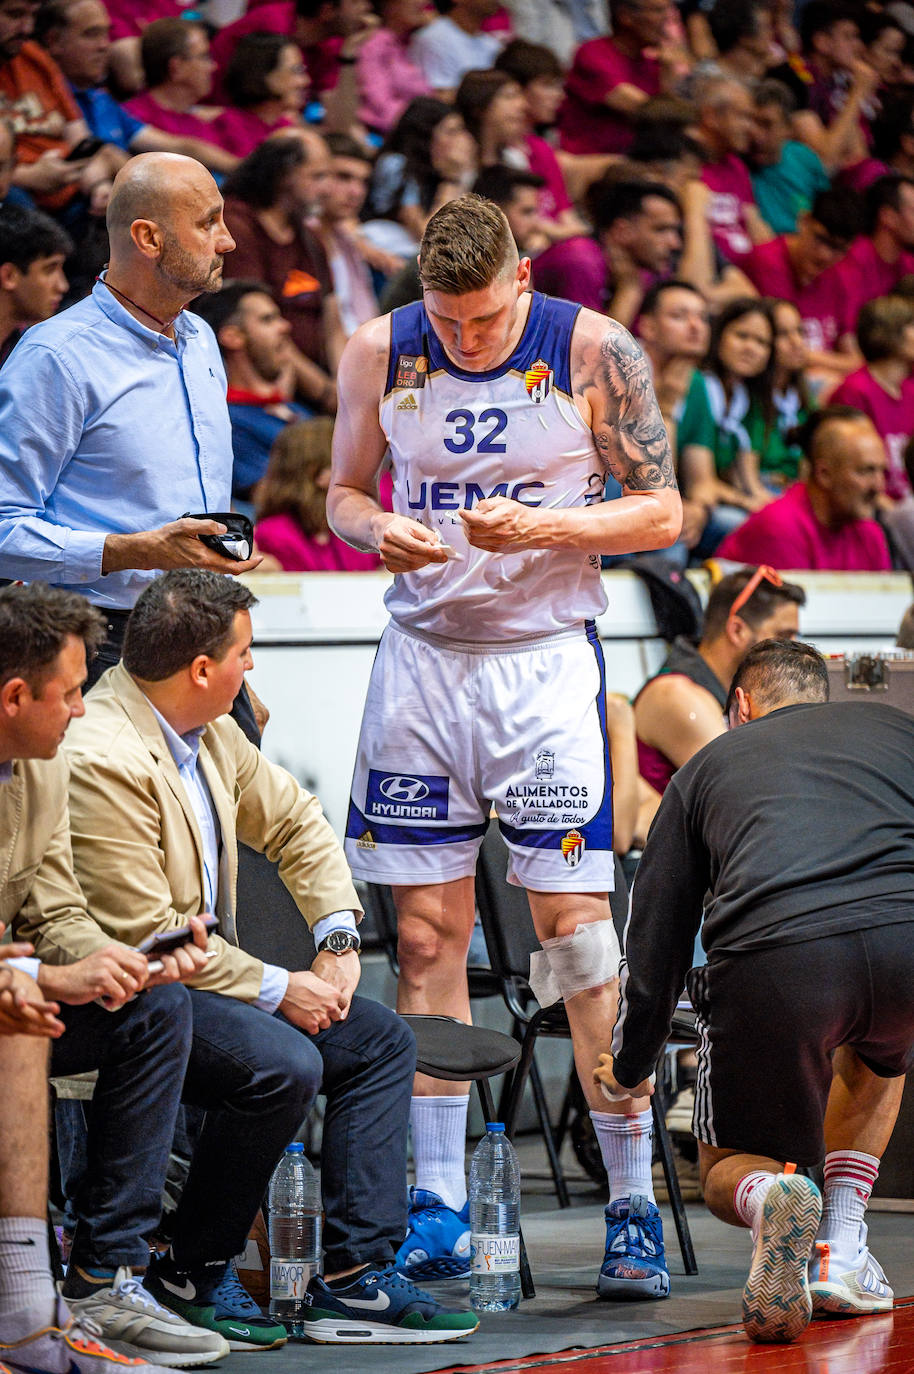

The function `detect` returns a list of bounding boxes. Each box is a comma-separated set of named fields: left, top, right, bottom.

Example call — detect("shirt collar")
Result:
left=146, top=699, right=206, bottom=771
left=92, top=273, right=198, bottom=346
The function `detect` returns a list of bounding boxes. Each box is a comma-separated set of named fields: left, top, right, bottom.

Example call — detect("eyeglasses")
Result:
left=728, top=564, right=782, bottom=620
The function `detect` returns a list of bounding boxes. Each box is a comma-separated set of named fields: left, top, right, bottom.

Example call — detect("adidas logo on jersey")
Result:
left=356, top=830, right=377, bottom=850
left=396, top=393, right=418, bottom=411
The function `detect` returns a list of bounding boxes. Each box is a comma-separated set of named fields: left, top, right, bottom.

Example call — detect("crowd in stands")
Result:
left=4, top=0, right=914, bottom=572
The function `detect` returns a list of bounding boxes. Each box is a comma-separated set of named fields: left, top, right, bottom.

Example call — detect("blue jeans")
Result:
left=57, top=988, right=416, bottom=1275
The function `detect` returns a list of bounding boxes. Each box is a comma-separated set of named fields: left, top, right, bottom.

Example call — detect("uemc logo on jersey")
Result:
left=406, top=480, right=545, bottom=511
left=366, top=770, right=450, bottom=819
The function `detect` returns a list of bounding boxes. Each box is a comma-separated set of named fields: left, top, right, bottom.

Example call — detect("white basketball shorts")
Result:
left=344, top=620, right=614, bottom=891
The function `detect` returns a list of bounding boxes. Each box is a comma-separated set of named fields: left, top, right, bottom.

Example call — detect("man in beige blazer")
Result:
left=51, top=569, right=475, bottom=1349
left=0, top=583, right=225, bottom=1374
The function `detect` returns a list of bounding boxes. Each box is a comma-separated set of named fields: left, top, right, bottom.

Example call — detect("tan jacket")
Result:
left=5, top=753, right=115, bottom=959
left=35, top=663, right=361, bottom=1004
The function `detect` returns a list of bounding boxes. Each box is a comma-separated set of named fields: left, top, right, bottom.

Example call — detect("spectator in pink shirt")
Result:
left=215, top=32, right=309, bottom=157
left=558, top=0, right=676, bottom=155
left=840, top=174, right=914, bottom=325
left=209, top=0, right=376, bottom=102
left=717, top=406, right=892, bottom=571
left=124, top=19, right=228, bottom=147
left=734, top=187, right=864, bottom=379
left=830, top=295, right=914, bottom=503
left=103, top=0, right=191, bottom=92
left=254, top=417, right=385, bottom=571
left=587, top=176, right=682, bottom=326
left=694, top=74, right=772, bottom=262
left=355, top=0, right=431, bottom=135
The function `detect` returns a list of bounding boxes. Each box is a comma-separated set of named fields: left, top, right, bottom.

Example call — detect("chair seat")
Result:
left=401, top=1014, right=520, bottom=1082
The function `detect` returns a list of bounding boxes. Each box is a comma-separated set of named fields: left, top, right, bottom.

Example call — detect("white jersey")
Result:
left=379, top=292, right=610, bottom=642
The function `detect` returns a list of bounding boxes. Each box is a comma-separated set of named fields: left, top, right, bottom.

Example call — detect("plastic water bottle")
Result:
left=469, top=1123, right=521, bottom=1312
left=267, top=1144, right=322, bottom=1336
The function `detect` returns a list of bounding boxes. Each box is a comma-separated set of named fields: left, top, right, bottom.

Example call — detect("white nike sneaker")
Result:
left=809, top=1233, right=894, bottom=1317
left=64, top=1270, right=229, bottom=1367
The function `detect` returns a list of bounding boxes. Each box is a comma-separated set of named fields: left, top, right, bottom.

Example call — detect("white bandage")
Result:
left=527, top=919, right=621, bottom=1009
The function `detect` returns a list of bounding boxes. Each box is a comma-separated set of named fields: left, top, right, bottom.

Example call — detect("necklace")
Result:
left=98, top=276, right=181, bottom=333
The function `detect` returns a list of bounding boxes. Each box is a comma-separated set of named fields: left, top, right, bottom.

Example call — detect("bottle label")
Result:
left=470, top=1233, right=520, bottom=1274
left=270, top=1259, right=308, bottom=1300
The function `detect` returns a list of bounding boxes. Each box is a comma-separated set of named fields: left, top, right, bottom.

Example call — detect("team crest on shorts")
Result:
left=561, top=829, right=586, bottom=867
left=534, top=748, right=555, bottom=779
left=525, top=359, right=552, bottom=404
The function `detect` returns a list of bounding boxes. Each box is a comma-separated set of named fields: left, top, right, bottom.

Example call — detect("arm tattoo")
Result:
left=575, top=321, right=678, bottom=493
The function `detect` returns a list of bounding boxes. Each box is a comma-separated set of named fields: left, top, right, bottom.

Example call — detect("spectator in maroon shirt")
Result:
left=789, top=3, right=878, bottom=175
left=694, top=74, right=772, bottom=262
left=587, top=176, right=682, bottom=326
left=558, top=0, right=680, bottom=156
left=840, top=174, right=914, bottom=323
left=124, top=20, right=226, bottom=147
left=717, top=406, right=891, bottom=571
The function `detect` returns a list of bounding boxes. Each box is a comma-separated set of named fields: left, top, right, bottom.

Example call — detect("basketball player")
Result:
left=328, top=195, right=682, bottom=1298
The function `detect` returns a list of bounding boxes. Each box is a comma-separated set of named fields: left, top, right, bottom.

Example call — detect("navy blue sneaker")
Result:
left=301, top=1266, right=478, bottom=1344
left=394, top=1188, right=471, bottom=1280
left=597, top=1195, right=671, bottom=1300
left=145, top=1256, right=287, bottom=1351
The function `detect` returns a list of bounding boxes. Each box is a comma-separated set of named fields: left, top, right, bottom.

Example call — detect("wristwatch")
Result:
left=317, top=929, right=362, bottom=956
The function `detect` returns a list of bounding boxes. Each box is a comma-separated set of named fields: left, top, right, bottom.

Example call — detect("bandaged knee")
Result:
left=527, top=920, right=621, bottom=1009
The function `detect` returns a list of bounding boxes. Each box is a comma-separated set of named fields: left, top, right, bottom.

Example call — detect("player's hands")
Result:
left=37, top=943, right=149, bottom=1010
left=102, top=519, right=264, bottom=575
left=145, top=915, right=213, bottom=988
left=373, top=513, right=450, bottom=572
left=0, top=966, right=64, bottom=1038
left=459, top=496, right=541, bottom=552
left=280, top=970, right=348, bottom=1035
left=593, top=1052, right=654, bottom=1102
left=310, top=950, right=361, bottom=1019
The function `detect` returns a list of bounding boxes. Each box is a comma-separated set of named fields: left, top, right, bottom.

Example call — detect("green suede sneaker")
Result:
left=301, top=1265, right=479, bottom=1344
left=145, top=1257, right=287, bottom=1351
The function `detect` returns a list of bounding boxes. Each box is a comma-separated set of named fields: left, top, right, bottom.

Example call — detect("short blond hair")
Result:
left=419, top=194, right=517, bottom=295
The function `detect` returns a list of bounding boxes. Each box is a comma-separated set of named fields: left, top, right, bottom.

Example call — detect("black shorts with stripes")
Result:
left=685, top=921, right=914, bottom=1166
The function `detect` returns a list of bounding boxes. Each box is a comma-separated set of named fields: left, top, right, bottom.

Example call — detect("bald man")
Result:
left=0, top=152, right=262, bottom=683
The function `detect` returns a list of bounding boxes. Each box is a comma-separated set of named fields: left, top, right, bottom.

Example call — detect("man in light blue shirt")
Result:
left=0, top=151, right=261, bottom=680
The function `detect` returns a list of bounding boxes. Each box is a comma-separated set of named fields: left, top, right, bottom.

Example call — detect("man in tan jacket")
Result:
left=51, top=569, right=475, bottom=1349
left=0, top=582, right=223, bottom=1374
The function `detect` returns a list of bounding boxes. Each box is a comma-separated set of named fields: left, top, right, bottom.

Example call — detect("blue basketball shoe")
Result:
left=597, top=1194, right=671, bottom=1299
left=394, top=1188, right=471, bottom=1281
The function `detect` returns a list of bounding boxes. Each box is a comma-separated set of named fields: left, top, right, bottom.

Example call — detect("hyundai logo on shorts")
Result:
left=366, top=769, right=450, bottom=820
left=379, top=776, right=430, bottom=803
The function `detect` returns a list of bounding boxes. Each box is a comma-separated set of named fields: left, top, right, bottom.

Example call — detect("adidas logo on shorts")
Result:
left=356, top=830, right=377, bottom=849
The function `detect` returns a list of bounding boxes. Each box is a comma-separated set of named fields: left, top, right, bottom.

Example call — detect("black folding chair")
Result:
left=475, top=823, right=698, bottom=1276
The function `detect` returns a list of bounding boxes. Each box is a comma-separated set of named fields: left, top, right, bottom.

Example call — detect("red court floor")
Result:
left=444, top=1298, right=914, bottom=1373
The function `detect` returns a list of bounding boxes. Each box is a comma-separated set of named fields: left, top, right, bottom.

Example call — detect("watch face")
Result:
left=325, top=930, right=359, bottom=954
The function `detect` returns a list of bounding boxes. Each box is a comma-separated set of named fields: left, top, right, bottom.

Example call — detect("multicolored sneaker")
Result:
left=301, top=1265, right=478, bottom=1344
left=394, top=1189, right=471, bottom=1281
left=145, top=1257, right=286, bottom=1351
left=0, top=1297, right=170, bottom=1374
left=809, top=1231, right=894, bottom=1317
left=64, top=1268, right=229, bottom=1367
left=597, top=1195, right=671, bottom=1300
left=742, top=1172, right=822, bottom=1344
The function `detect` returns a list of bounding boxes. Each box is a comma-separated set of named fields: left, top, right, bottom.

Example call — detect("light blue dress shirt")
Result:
left=0, top=277, right=232, bottom=609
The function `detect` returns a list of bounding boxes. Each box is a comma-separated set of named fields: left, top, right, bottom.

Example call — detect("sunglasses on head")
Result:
left=728, top=564, right=782, bottom=620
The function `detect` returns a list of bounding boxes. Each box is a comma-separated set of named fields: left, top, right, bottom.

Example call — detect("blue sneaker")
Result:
left=597, top=1195, right=671, bottom=1300
left=145, top=1256, right=287, bottom=1351
left=394, top=1188, right=471, bottom=1280
left=301, top=1265, right=478, bottom=1344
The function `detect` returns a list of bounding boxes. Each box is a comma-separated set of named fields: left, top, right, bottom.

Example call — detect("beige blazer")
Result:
left=5, top=753, right=116, bottom=959
left=44, top=663, right=361, bottom=1004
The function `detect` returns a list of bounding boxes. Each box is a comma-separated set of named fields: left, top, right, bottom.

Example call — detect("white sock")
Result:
left=409, top=1095, right=469, bottom=1211
left=0, top=1217, right=56, bottom=1331
left=734, top=1171, right=777, bottom=1243
left=819, top=1150, right=879, bottom=1258
left=590, top=1109, right=655, bottom=1205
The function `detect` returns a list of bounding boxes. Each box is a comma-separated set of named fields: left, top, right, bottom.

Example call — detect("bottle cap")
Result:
left=485, top=1122, right=505, bottom=1133
left=285, top=1142, right=305, bottom=1153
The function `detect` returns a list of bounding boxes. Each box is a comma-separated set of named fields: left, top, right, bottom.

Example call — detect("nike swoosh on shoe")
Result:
left=342, top=1293, right=391, bottom=1312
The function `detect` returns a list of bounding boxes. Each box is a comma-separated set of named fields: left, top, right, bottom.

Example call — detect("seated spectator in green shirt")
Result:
left=743, top=298, right=813, bottom=490
left=749, top=80, right=831, bottom=235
